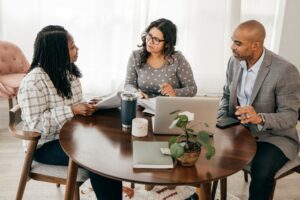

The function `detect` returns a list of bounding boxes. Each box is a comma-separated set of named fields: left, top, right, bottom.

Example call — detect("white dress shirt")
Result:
left=237, top=49, right=265, bottom=106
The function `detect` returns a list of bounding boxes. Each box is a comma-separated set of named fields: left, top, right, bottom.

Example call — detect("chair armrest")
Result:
left=8, top=104, right=41, bottom=141
left=294, top=166, right=300, bottom=173
left=8, top=128, right=41, bottom=141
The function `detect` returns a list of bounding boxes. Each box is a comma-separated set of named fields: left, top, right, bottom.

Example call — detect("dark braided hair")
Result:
left=31, top=25, right=81, bottom=79
left=31, top=25, right=67, bottom=68
left=30, top=28, right=81, bottom=99
left=139, top=18, right=177, bottom=66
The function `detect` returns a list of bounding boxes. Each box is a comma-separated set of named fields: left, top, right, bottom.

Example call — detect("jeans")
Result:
left=34, top=139, right=122, bottom=200
left=249, top=142, right=288, bottom=200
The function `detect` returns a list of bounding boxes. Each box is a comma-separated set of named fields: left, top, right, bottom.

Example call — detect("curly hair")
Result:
left=139, top=18, right=177, bottom=66
left=30, top=28, right=81, bottom=99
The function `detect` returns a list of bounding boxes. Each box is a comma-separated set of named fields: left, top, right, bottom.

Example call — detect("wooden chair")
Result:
left=241, top=108, right=300, bottom=199
left=214, top=109, right=300, bottom=200
left=241, top=144, right=300, bottom=200
left=8, top=105, right=89, bottom=200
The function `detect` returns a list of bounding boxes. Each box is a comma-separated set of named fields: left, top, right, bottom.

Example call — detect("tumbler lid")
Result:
left=121, top=92, right=138, bottom=101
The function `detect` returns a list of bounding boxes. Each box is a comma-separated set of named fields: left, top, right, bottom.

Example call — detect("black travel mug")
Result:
left=121, top=92, right=137, bottom=128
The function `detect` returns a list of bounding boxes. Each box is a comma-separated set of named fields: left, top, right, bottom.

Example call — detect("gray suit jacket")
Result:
left=218, top=49, right=300, bottom=160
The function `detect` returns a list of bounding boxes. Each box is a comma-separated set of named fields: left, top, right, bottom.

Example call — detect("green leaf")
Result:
left=175, top=115, right=189, bottom=128
left=197, top=131, right=216, bottom=160
left=197, top=131, right=210, bottom=144
left=170, top=143, right=185, bottom=158
left=179, top=142, right=186, bottom=147
left=178, top=115, right=188, bottom=122
left=205, top=146, right=216, bottom=160
left=168, top=136, right=177, bottom=148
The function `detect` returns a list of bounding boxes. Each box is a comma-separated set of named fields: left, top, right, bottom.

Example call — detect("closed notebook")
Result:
left=132, top=141, right=173, bottom=169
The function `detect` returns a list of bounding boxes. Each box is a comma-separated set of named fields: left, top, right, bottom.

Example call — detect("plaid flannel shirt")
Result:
left=18, top=67, right=83, bottom=148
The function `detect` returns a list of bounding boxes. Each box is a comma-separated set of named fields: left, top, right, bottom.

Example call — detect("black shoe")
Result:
left=185, top=192, right=199, bottom=200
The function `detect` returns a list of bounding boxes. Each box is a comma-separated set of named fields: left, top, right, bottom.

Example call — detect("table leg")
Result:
left=199, top=182, right=211, bottom=200
left=196, top=187, right=201, bottom=198
left=65, top=158, right=78, bottom=200
left=211, top=180, right=218, bottom=199
left=220, top=178, right=227, bottom=200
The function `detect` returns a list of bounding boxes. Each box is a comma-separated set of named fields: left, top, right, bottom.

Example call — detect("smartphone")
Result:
left=216, top=117, right=240, bottom=129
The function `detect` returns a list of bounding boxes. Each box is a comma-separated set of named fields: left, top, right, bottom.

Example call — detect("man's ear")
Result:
left=252, top=41, right=260, bottom=50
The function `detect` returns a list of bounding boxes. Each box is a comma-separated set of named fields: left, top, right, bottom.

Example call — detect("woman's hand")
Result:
left=71, top=103, right=97, bottom=116
left=88, top=97, right=101, bottom=105
left=138, top=89, right=149, bottom=99
left=160, top=83, right=176, bottom=96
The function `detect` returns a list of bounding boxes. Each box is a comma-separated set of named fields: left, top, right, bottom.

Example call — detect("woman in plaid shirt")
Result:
left=18, top=25, right=122, bottom=199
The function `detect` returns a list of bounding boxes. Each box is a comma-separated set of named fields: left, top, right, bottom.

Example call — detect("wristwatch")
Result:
left=258, top=113, right=265, bottom=125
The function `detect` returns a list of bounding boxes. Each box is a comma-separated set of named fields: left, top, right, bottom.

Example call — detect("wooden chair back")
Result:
left=8, top=105, right=88, bottom=200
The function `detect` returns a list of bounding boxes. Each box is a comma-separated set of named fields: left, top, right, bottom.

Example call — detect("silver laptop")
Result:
left=152, top=96, right=220, bottom=135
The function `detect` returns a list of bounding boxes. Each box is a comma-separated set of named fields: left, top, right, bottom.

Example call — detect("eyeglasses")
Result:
left=144, top=33, right=164, bottom=45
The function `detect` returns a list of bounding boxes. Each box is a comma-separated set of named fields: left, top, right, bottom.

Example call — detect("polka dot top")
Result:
left=124, top=49, right=197, bottom=97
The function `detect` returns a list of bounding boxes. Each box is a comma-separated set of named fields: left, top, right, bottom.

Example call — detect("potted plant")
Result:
left=168, top=110, right=216, bottom=166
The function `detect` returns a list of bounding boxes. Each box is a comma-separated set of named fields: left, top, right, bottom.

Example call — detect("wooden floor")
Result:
left=0, top=98, right=299, bottom=200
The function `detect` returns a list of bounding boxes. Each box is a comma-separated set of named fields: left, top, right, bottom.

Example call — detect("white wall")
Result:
left=279, top=0, right=300, bottom=69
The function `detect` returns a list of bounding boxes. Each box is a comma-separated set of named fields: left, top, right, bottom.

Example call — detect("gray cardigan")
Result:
left=124, top=49, right=197, bottom=97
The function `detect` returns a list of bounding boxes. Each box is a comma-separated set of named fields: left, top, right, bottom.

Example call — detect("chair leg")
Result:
left=16, top=177, right=28, bottom=200
left=130, top=182, right=135, bottom=189
left=16, top=141, right=37, bottom=200
left=196, top=187, right=201, bottom=198
left=199, top=182, right=211, bottom=200
left=8, top=98, right=13, bottom=110
left=220, top=178, right=227, bottom=200
left=211, top=180, right=218, bottom=200
left=243, top=170, right=249, bottom=182
left=74, top=182, right=80, bottom=200
left=268, top=181, right=276, bottom=200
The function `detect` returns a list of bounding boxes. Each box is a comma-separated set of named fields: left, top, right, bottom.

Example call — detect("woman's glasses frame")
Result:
left=143, top=33, right=165, bottom=45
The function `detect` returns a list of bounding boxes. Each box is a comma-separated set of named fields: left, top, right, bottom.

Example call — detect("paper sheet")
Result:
left=94, top=92, right=121, bottom=109
left=137, top=98, right=156, bottom=115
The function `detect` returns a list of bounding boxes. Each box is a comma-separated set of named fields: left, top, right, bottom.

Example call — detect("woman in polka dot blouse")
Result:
left=125, top=18, right=197, bottom=98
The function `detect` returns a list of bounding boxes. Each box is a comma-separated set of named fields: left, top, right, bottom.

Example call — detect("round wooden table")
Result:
left=60, top=108, right=256, bottom=200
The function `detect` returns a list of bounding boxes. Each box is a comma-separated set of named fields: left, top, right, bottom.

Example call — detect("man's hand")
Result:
left=235, top=106, right=263, bottom=124
left=159, top=83, right=176, bottom=97
left=71, top=103, right=97, bottom=116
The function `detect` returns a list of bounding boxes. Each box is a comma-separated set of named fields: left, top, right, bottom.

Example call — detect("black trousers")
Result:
left=34, top=140, right=122, bottom=200
left=249, top=142, right=288, bottom=200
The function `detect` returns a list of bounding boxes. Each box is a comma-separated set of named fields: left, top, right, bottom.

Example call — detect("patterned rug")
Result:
left=80, top=180, right=240, bottom=200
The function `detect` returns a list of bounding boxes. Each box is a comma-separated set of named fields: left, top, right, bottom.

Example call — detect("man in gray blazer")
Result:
left=218, top=20, right=300, bottom=200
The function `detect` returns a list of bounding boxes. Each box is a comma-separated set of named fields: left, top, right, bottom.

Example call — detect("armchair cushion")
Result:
left=0, top=73, right=27, bottom=97
left=0, top=40, right=29, bottom=98
left=275, top=152, right=300, bottom=179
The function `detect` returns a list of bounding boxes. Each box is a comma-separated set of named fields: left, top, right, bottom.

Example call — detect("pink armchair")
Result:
left=0, top=40, right=29, bottom=109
